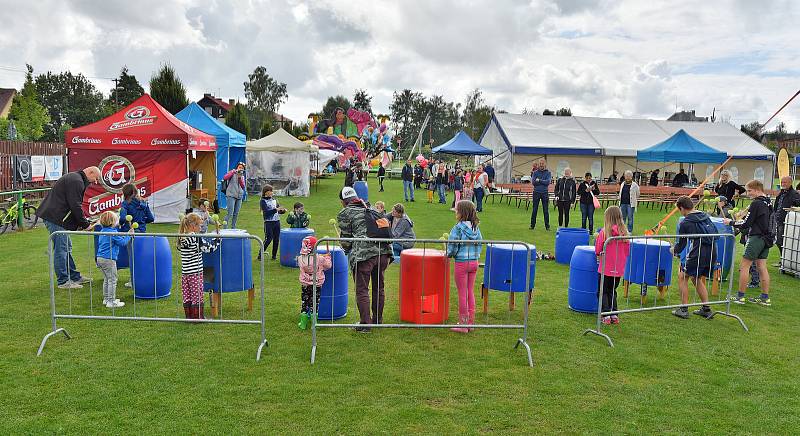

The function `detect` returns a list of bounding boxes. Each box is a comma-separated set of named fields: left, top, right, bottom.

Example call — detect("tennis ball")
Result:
left=203, top=201, right=210, bottom=207
left=703, top=190, right=711, bottom=197
left=328, top=218, right=336, bottom=225
left=222, top=221, right=228, bottom=226
left=442, top=232, right=448, bottom=238
left=211, top=214, right=220, bottom=221
left=126, top=215, right=133, bottom=222
left=132, top=222, right=139, bottom=229
left=177, top=213, right=185, bottom=221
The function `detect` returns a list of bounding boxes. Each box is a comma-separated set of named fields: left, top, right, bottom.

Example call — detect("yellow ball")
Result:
left=328, top=218, right=337, bottom=225
left=126, top=215, right=133, bottom=222
left=132, top=222, right=139, bottom=229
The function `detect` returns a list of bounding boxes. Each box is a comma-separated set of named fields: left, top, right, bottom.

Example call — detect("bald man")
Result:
left=37, top=166, right=101, bottom=289
left=774, top=175, right=800, bottom=260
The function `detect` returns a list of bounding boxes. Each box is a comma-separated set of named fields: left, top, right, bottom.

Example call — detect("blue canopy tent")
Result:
left=176, top=102, right=247, bottom=208
left=432, top=131, right=493, bottom=155
left=637, top=129, right=728, bottom=187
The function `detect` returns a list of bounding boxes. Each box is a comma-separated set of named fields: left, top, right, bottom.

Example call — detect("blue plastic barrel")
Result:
left=129, top=236, right=172, bottom=299
left=482, top=243, right=536, bottom=292
left=623, top=239, right=672, bottom=286
left=676, top=217, right=734, bottom=280
left=203, top=229, right=253, bottom=293
left=568, top=245, right=599, bottom=313
left=280, top=228, right=315, bottom=267
left=316, top=246, right=348, bottom=320
left=555, top=228, right=590, bottom=264
left=354, top=180, right=369, bottom=202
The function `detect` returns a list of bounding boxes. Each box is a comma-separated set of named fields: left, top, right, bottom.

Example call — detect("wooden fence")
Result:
left=0, top=140, right=65, bottom=194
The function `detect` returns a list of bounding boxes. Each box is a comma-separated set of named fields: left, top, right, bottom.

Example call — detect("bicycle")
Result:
left=0, top=196, right=39, bottom=234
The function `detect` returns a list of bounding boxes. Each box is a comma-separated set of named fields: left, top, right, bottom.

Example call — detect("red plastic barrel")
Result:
left=399, top=248, right=450, bottom=324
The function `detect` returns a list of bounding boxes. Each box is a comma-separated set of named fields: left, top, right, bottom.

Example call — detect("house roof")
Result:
left=0, top=88, right=16, bottom=117
left=198, top=94, right=232, bottom=112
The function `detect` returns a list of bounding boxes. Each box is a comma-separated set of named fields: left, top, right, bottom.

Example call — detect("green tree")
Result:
left=423, top=95, right=461, bottom=147
left=292, top=122, right=310, bottom=137
left=225, top=102, right=251, bottom=139
left=8, top=65, right=50, bottom=140
left=35, top=68, right=105, bottom=141
left=149, top=63, right=188, bottom=114
left=109, top=66, right=144, bottom=108
left=542, top=108, right=555, bottom=115
left=259, top=114, right=276, bottom=138
left=461, top=88, right=493, bottom=140
left=320, top=95, right=351, bottom=119
left=740, top=121, right=762, bottom=142
left=352, top=89, right=372, bottom=113
left=556, top=107, right=572, bottom=116
left=390, top=89, right=424, bottom=152
left=243, top=66, right=288, bottom=134
left=0, top=118, right=9, bottom=139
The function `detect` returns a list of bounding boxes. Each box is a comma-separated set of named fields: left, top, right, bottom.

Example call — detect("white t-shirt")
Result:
left=474, top=172, right=487, bottom=189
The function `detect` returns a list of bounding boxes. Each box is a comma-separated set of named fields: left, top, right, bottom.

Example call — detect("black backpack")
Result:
left=365, top=209, right=391, bottom=238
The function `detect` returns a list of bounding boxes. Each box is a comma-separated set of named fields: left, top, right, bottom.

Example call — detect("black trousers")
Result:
left=598, top=275, right=621, bottom=313
left=354, top=254, right=390, bottom=325
left=557, top=201, right=571, bottom=227
left=262, top=221, right=280, bottom=258
left=300, top=284, right=321, bottom=313
left=530, top=192, right=550, bottom=228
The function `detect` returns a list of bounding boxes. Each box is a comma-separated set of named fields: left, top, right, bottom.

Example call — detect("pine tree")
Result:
left=110, top=66, right=145, bottom=108
left=149, top=63, right=189, bottom=114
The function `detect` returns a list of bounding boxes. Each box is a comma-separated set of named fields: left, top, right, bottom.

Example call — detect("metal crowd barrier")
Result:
left=309, top=237, right=536, bottom=367
left=37, top=230, right=268, bottom=361
left=583, top=232, right=748, bottom=347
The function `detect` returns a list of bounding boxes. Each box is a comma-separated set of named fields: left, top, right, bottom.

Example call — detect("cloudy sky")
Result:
left=1, top=0, right=798, bottom=130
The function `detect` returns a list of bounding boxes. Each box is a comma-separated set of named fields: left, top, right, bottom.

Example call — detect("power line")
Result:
left=0, top=64, right=114, bottom=80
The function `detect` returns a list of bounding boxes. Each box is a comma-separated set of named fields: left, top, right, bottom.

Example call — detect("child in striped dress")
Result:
left=177, top=213, right=220, bottom=319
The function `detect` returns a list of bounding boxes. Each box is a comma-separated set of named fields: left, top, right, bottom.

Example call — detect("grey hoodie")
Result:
left=390, top=214, right=416, bottom=248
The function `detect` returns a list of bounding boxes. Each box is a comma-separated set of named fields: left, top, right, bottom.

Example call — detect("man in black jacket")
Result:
left=672, top=168, right=689, bottom=187
left=773, top=176, right=800, bottom=259
left=724, top=179, right=773, bottom=306
left=36, top=166, right=101, bottom=289
left=401, top=160, right=414, bottom=202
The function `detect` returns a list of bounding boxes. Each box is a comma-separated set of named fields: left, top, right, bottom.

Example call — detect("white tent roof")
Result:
left=247, top=128, right=319, bottom=152
left=491, top=113, right=774, bottom=159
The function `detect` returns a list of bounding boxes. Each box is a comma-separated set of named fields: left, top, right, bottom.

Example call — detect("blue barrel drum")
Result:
left=202, top=229, right=253, bottom=293
left=568, top=245, right=599, bottom=313
left=280, top=228, right=315, bottom=267
left=353, top=180, right=369, bottom=202
left=676, top=217, right=734, bottom=280
left=555, top=228, right=590, bottom=264
left=482, top=243, right=536, bottom=313
left=315, top=246, right=348, bottom=320
left=128, top=236, right=172, bottom=299
left=623, top=239, right=673, bottom=287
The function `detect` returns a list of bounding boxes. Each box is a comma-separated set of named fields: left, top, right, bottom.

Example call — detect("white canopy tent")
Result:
left=478, top=113, right=775, bottom=185
left=247, top=128, right=319, bottom=197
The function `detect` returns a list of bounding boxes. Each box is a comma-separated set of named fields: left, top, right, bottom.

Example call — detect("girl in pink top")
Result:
left=296, top=236, right=332, bottom=330
left=594, top=206, right=630, bottom=325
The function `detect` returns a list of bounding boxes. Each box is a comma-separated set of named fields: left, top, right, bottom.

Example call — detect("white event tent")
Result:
left=478, top=113, right=775, bottom=185
left=246, top=128, right=319, bottom=197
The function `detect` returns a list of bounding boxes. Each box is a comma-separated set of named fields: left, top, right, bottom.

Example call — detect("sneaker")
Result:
left=772, top=262, right=781, bottom=268
left=672, top=308, right=689, bottom=319
left=601, top=316, right=612, bottom=325
left=75, top=277, right=92, bottom=284
left=611, top=315, right=620, bottom=324
left=748, top=297, right=771, bottom=306
left=450, top=326, right=469, bottom=333
left=729, top=295, right=746, bottom=305
left=353, top=326, right=371, bottom=333
left=529, top=226, right=535, bottom=230
left=693, top=308, right=714, bottom=319
left=105, top=300, right=125, bottom=308
left=57, top=282, right=83, bottom=289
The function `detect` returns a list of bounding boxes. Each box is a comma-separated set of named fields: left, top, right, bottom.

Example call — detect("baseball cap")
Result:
left=340, top=186, right=357, bottom=200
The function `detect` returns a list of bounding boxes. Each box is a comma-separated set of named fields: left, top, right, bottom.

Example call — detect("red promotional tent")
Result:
left=66, top=94, right=217, bottom=222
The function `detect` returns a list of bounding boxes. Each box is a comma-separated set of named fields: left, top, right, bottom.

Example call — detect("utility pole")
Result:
left=112, top=77, right=120, bottom=107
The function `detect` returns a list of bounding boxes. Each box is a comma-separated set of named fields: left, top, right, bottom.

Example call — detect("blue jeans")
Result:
left=580, top=203, right=595, bottom=233
left=226, top=196, right=242, bottom=229
left=403, top=180, right=414, bottom=201
left=474, top=187, right=485, bottom=212
left=620, top=203, right=635, bottom=233
left=437, top=183, right=446, bottom=203
left=44, top=220, right=82, bottom=285
left=392, top=242, right=404, bottom=262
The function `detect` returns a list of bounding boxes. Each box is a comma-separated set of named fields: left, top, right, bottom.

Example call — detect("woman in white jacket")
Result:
left=618, top=170, right=640, bottom=233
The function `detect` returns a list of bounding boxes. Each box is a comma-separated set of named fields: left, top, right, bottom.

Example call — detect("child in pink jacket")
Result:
left=594, top=206, right=630, bottom=325
left=296, top=236, right=332, bottom=330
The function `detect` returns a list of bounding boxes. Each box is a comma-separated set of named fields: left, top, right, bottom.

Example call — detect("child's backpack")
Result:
left=364, top=209, right=391, bottom=238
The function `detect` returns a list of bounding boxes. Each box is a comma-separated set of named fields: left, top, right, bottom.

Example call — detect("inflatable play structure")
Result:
left=298, top=107, right=395, bottom=168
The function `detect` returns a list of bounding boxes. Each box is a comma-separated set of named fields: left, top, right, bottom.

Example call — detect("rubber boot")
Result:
left=297, top=312, right=309, bottom=330
left=198, top=303, right=205, bottom=320
left=309, top=313, right=317, bottom=327
left=183, top=305, right=192, bottom=319
left=467, top=310, right=475, bottom=332
left=450, top=314, right=469, bottom=333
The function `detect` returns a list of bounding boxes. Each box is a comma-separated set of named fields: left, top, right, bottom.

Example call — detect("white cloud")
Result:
left=0, top=0, right=798, bottom=130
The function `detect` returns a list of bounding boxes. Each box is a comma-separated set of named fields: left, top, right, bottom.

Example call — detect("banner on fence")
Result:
left=44, top=155, right=63, bottom=180
left=30, top=156, right=45, bottom=182
left=13, top=155, right=31, bottom=182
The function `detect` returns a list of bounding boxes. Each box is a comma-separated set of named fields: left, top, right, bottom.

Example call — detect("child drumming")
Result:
left=594, top=206, right=630, bottom=325
left=286, top=202, right=310, bottom=229
left=96, top=211, right=133, bottom=308
left=296, top=236, right=332, bottom=329
left=260, top=185, right=286, bottom=260
left=671, top=196, right=715, bottom=319
left=119, top=183, right=154, bottom=232
left=177, top=213, right=220, bottom=319
left=446, top=200, right=483, bottom=333
left=193, top=198, right=213, bottom=233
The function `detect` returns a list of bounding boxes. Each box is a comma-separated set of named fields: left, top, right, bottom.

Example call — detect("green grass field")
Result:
left=2, top=174, right=799, bottom=434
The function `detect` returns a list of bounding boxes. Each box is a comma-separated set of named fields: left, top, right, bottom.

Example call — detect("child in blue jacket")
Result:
left=96, top=211, right=133, bottom=308
left=446, top=200, right=483, bottom=333
left=119, top=184, right=154, bottom=232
